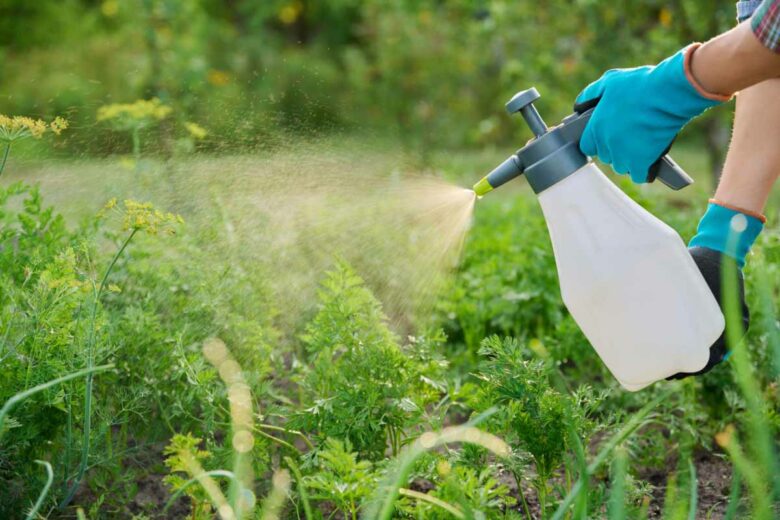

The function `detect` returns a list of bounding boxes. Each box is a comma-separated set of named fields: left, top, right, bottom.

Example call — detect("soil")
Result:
left=60, top=434, right=734, bottom=519
left=67, top=441, right=191, bottom=519
left=638, top=449, right=734, bottom=519
left=108, top=447, right=734, bottom=519
left=499, top=448, right=734, bottom=519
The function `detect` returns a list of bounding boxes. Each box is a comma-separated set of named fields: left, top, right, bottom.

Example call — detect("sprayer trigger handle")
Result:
left=649, top=155, right=693, bottom=191
left=565, top=108, right=692, bottom=191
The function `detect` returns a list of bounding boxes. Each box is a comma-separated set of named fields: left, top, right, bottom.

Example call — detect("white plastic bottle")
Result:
left=473, top=88, right=726, bottom=391
left=537, top=163, right=724, bottom=390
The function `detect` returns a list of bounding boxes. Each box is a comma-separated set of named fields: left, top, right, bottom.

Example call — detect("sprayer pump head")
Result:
left=473, top=86, right=693, bottom=196
left=472, top=87, right=550, bottom=195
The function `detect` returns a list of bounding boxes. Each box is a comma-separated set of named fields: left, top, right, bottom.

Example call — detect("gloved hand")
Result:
left=575, top=44, right=729, bottom=183
left=669, top=201, right=764, bottom=379
left=667, top=246, right=749, bottom=379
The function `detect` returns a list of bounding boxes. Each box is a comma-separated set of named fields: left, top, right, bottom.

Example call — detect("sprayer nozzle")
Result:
left=473, top=177, right=494, bottom=197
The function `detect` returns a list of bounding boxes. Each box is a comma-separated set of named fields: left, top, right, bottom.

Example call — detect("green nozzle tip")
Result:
left=473, top=177, right=494, bottom=197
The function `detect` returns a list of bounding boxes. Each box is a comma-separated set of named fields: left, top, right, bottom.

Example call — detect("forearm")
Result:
left=714, top=78, right=780, bottom=214
left=690, top=21, right=780, bottom=96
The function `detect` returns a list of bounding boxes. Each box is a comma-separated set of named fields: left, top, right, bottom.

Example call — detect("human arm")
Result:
left=671, top=78, right=780, bottom=379
left=576, top=0, right=780, bottom=183
left=690, top=17, right=780, bottom=96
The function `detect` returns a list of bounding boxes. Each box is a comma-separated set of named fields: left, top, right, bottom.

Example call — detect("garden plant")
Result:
left=1, top=1, right=779, bottom=519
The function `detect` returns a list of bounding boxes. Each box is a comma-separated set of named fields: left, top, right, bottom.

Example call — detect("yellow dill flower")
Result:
left=98, top=198, right=182, bottom=235
left=97, top=98, right=172, bottom=130
left=184, top=122, right=207, bottom=140
left=50, top=117, right=69, bottom=135
left=658, top=7, right=672, bottom=28
left=0, top=114, right=64, bottom=142
left=97, top=197, right=118, bottom=218
left=121, top=199, right=183, bottom=235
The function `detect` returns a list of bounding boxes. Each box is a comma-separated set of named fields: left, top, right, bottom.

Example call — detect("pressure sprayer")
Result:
left=473, top=87, right=725, bottom=391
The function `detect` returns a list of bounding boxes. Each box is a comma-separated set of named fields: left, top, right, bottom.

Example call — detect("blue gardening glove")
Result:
left=667, top=246, right=749, bottom=379
left=575, top=45, right=728, bottom=183
left=669, top=202, right=764, bottom=379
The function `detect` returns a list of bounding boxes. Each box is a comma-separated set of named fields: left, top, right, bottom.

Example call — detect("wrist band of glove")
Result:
left=709, top=198, right=767, bottom=223
left=689, top=201, right=765, bottom=268
left=684, top=43, right=734, bottom=102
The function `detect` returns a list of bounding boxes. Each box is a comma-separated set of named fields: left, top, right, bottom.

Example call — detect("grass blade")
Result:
left=686, top=458, right=697, bottom=520
left=607, top=447, right=627, bottom=520
left=398, top=488, right=464, bottom=519
left=163, top=470, right=238, bottom=514
left=284, top=456, right=314, bottom=520
left=723, top=468, right=741, bottom=520
left=551, top=391, right=667, bottom=520
left=362, top=408, right=505, bottom=520
left=260, top=470, right=292, bottom=520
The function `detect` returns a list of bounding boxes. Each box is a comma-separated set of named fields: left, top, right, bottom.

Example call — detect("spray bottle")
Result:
left=474, top=88, right=724, bottom=391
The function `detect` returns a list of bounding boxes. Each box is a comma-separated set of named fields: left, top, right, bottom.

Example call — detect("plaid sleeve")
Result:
left=751, top=0, right=780, bottom=53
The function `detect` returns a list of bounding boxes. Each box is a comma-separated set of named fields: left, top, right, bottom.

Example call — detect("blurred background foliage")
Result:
left=1, top=0, right=736, bottom=175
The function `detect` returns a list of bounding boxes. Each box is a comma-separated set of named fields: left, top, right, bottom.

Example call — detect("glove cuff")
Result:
left=683, top=43, right=733, bottom=102
left=688, top=201, right=765, bottom=268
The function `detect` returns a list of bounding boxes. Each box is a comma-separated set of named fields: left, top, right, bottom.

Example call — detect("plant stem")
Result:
left=511, top=469, right=533, bottom=520
left=254, top=428, right=299, bottom=454
left=257, top=423, right=315, bottom=451
left=25, top=461, right=54, bottom=520
left=723, top=469, right=741, bottom=520
left=687, top=459, right=698, bottom=520
left=0, top=365, right=114, bottom=440
left=538, top=477, right=547, bottom=518
left=132, top=127, right=141, bottom=173
left=60, top=229, right=137, bottom=507
left=0, top=142, right=10, bottom=177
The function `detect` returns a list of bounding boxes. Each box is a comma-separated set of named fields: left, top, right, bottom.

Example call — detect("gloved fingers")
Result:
left=574, top=75, right=608, bottom=107
left=575, top=69, right=622, bottom=106
left=578, top=122, right=597, bottom=158
left=594, top=133, right=613, bottom=168
left=612, top=156, right=630, bottom=176
left=646, top=138, right=676, bottom=183
left=628, top=162, right=651, bottom=183
left=573, top=96, right=600, bottom=115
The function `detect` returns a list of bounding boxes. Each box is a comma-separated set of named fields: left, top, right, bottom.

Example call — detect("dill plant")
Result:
left=0, top=115, right=67, bottom=176
left=96, top=98, right=171, bottom=168
left=61, top=198, right=182, bottom=505
left=0, top=184, right=86, bottom=513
